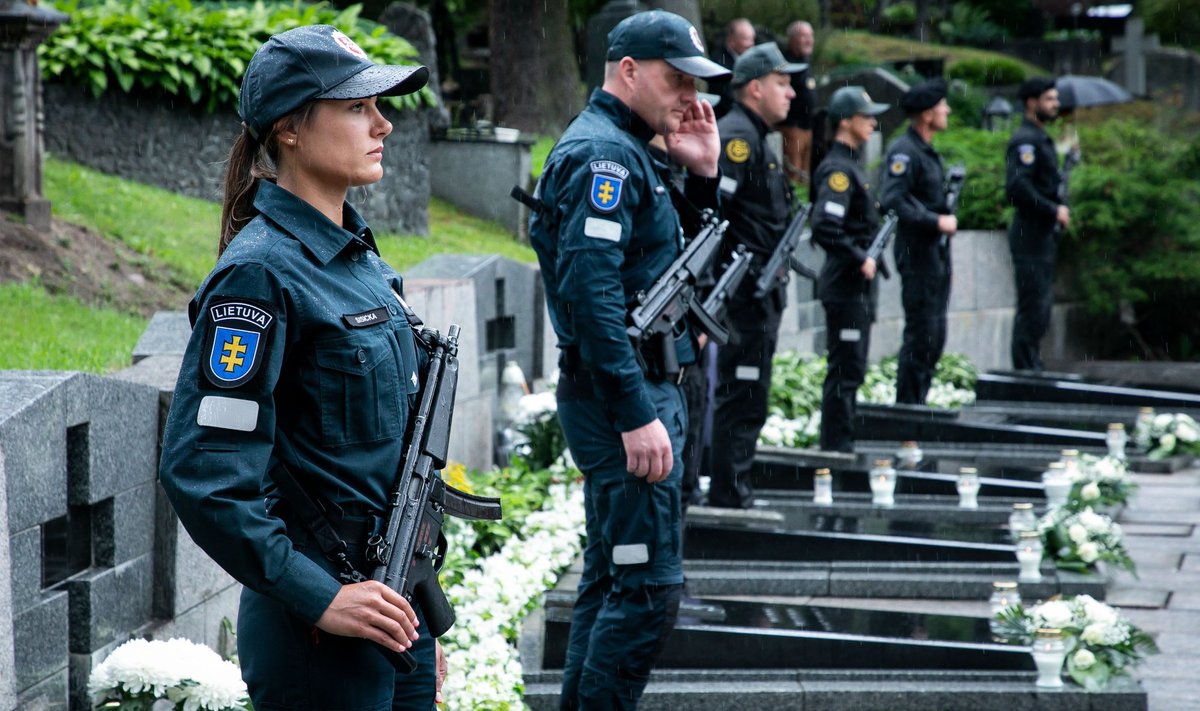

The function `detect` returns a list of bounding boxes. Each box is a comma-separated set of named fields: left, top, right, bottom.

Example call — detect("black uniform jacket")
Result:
left=880, top=126, right=949, bottom=275
left=812, top=140, right=880, bottom=306
left=1005, top=116, right=1062, bottom=260
left=717, top=102, right=793, bottom=260
left=781, top=50, right=816, bottom=130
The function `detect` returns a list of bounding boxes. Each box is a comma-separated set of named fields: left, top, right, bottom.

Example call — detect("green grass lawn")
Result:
left=819, top=30, right=1046, bottom=78
left=6, top=159, right=534, bottom=373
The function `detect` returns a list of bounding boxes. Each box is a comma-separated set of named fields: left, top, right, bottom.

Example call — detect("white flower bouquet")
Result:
left=509, top=390, right=565, bottom=469
left=758, top=412, right=820, bottom=449
left=1038, top=506, right=1136, bottom=575
left=1133, top=412, right=1200, bottom=460
left=1068, top=454, right=1136, bottom=510
left=88, top=638, right=249, bottom=711
left=993, top=595, right=1158, bottom=690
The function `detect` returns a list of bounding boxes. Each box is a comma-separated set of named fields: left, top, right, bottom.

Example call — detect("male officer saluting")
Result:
left=880, top=78, right=958, bottom=404
left=1006, top=76, right=1068, bottom=372
left=813, top=86, right=889, bottom=453
left=528, top=10, right=727, bottom=709
left=707, top=43, right=805, bottom=509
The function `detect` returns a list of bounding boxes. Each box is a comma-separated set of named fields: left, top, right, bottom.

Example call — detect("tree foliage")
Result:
left=1140, top=0, right=1200, bottom=51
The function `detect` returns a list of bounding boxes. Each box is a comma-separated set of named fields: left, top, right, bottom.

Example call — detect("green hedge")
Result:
left=946, top=57, right=1028, bottom=86
left=40, top=1, right=432, bottom=112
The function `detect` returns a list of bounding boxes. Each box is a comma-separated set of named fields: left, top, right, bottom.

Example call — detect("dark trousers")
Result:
left=1011, top=258, right=1056, bottom=372
left=708, top=287, right=785, bottom=508
left=238, top=529, right=437, bottom=711
left=896, top=269, right=951, bottom=404
left=820, top=301, right=873, bottom=453
left=679, top=344, right=712, bottom=511
left=557, top=378, right=686, bottom=710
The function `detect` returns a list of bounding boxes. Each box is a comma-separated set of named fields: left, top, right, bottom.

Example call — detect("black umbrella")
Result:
left=1056, top=75, right=1133, bottom=109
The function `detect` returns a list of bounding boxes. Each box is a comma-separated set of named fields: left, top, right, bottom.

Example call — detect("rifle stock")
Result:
left=753, top=203, right=814, bottom=299
left=865, top=211, right=900, bottom=280
left=367, top=324, right=502, bottom=673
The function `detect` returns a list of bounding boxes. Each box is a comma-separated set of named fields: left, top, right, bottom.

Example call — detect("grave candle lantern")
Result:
left=813, top=468, right=833, bottom=505
left=869, top=459, right=896, bottom=507
left=1041, top=462, right=1072, bottom=510
left=1031, top=628, right=1066, bottom=688
left=1107, top=422, right=1127, bottom=460
left=1016, top=530, right=1043, bottom=582
left=956, top=467, right=980, bottom=509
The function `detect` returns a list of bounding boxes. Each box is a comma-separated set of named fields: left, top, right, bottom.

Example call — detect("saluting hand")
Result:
left=316, top=580, right=419, bottom=653
left=621, top=418, right=674, bottom=483
left=666, top=98, right=720, bottom=178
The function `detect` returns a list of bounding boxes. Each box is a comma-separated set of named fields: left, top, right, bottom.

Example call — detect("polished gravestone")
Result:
left=976, top=370, right=1200, bottom=412
left=523, top=595, right=1147, bottom=710
left=853, top=402, right=1108, bottom=446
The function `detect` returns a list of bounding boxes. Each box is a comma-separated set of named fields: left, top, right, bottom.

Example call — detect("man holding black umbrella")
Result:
left=1005, top=77, right=1070, bottom=372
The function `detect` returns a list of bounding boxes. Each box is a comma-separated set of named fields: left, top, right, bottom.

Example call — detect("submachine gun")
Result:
left=365, top=325, right=503, bottom=673
left=940, top=163, right=967, bottom=248
left=865, top=211, right=900, bottom=279
left=626, top=209, right=731, bottom=373
left=752, top=202, right=816, bottom=300
left=1054, top=145, right=1081, bottom=236
left=702, top=244, right=753, bottom=327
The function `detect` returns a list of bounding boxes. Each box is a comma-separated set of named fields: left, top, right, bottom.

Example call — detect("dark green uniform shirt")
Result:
left=159, top=180, right=424, bottom=626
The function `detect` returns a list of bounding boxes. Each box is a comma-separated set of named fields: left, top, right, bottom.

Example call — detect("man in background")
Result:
left=779, top=20, right=817, bottom=185
left=708, top=18, right=755, bottom=117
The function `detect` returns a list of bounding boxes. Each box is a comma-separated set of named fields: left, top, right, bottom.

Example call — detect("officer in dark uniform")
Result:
left=708, top=17, right=755, bottom=118
left=158, top=26, right=444, bottom=710
left=1006, top=76, right=1069, bottom=372
left=527, top=10, right=727, bottom=708
left=881, top=78, right=959, bottom=404
left=813, top=86, right=889, bottom=453
left=707, top=43, right=806, bottom=509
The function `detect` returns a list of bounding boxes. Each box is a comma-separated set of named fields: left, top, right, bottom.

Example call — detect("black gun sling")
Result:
left=269, top=461, right=368, bottom=585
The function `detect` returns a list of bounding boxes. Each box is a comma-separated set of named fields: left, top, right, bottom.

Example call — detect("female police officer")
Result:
left=812, top=86, right=889, bottom=453
left=159, top=25, right=444, bottom=710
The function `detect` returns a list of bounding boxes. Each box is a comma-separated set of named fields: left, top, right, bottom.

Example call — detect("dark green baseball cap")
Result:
left=731, top=43, right=807, bottom=87
left=606, top=10, right=731, bottom=79
left=239, top=24, right=429, bottom=141
left=828, top=85, right=890, bottom=121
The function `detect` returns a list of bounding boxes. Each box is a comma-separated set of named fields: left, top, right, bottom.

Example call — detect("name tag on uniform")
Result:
left=839, top=329, right=861, bottom=342
left=719, top=176, right=739, bottom=195
left=343, top=307, right=391, bottom=328
left=735, top=365, right=760, bottom=381
left=612, top=543, right=649, bottom=565
left=824, top=201, right=846, bottom=218
left=584, top=217, right=622, bottom=242
left=196, top=395, right=259, bottom=432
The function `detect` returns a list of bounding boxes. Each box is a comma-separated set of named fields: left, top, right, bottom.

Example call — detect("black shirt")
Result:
left=1005, top=116, right=1062, bottom=260
left=716, top=102, right=793, bottom=259
left=880, top=126, right=949, bottom=274
left=812, top=141, right=881, bottom=306
left=781, top=49, right=816, bottom=129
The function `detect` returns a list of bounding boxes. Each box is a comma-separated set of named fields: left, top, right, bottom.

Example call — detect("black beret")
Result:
left=899, top=78, right=947, bottom=114
left=1018, top=77, right=1056, bottom=100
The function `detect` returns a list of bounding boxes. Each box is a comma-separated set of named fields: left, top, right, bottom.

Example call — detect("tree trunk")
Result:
left=647, top=0, right=701, bottom=28
left=915, top=0, right=930, bottom=41
left=489, top=0, right=583, bottom=135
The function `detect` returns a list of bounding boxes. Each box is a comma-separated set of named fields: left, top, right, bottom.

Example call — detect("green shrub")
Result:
left=928, top=125, right=1012, bottom=231
left=937, top=3, right=1005, bottom=47
left=40, top=1, right=432, bottom=113
left=946, top=57, right=1028, bottom=86
left=945, top=80, right=989, bottom=129
left=1141, top=0, right=1200, bottom=51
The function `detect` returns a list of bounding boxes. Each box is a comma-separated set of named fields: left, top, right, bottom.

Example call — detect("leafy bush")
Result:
left=1141, top=0, right=1200, bottom=51
left=929, top=125, right=1012, bottom=231
left=40, top=1, right=432, bottom=112
left=945, top=80, right=989, bottom=129
left=946, top=57, right=1028, bottom=86
left=937, top=3, right=1005, bottom=47
left=881, top=1, right=916, bottom=31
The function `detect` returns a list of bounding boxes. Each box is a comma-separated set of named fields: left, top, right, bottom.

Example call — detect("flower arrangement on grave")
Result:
left=1133, top=412, right=1200, bottom=460
left=1067, top=454, right=1137, bottom=510
left=992, top=595, right=1158, bottom=691
left=1037, top=506, right=1136, bottom=575
left=88, top=637, right=249, bottom=711
left=758, top=411, right=822, bottom=448
left=509, top=390, right=564, bottom=469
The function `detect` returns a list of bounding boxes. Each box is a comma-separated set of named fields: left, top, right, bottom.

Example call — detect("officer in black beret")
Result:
left=880, top=78, right=958, bottom=404
left=707, top=43, right=805, bottom=508
left=1006, top=77, right=1069, bottom=372
left=813, top=86, right=889, bottom=452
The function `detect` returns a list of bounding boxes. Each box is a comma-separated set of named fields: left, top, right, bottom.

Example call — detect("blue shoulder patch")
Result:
left=588, top=161, right=628, bottom=213
left=202, top=298, right=274, bottom=389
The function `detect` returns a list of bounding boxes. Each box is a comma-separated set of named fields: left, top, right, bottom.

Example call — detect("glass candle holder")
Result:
left=1016, top=530, right=1044, bottom=582
left=988, top=581, right=1022, bottom=637
left=813, top=468, right=833, bottom=505
left=869, top=459, right=897, bottom=506
left=1032, top=628, right=1066, bottom=688
left=1041, top=463, right=1072, bottom=510
left=1136, top=406, right=1155, bottom=434
left=1008, top=502, right=1037, bottom=541
left=895, top=440, right=923, bottom=469
left=1107, top=422, right=1128, bottom=461
left=1058, top=448, right=1081, bottom=480
left=956, top=467, right=980, bottom=509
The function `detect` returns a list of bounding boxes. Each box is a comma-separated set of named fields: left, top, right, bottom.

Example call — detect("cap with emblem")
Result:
left=731, top=42, right=807, bottom=86
left=898, top=77, right=947, bottom=114
left=606, top=10, right=731, bottom=79
left=239, top=24, right=429, bottom=142
left=827, top=85, right=889, bottom=122
left=1018, top=77, right=1056, bottom=101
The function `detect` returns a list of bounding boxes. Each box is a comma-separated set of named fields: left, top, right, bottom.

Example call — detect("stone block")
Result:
left=154, top=487, right=236, bottom=618
left=10, top=525, right=41, bottom=613
left=130, top=311, right=192, bottom=362
left=110, top=482, right=155, bottom=565
left=0, top=447, right=15, bottom=711
left=14, top=590, right=68, bottom=693
left=67, top=555, right=153, bottom=653
left=63, top=375, right=158, bottom=505
left=14, top=666, right=68, bottom=711
left=428, top=136, right=532, bottom=236
left=0, top=373, right=71, bottom=533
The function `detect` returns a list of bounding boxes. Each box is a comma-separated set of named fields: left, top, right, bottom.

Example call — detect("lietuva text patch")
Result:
left=203, top=298, right=274, bottom=389
left=343, top=307, right=392, bottom=328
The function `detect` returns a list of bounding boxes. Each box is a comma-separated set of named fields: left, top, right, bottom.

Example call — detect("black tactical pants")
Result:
left=1011, top=258, right=1056, bottom=372
left=708, top=285, right=785, bottom=508
left=820, top=300, right=873, bottom=453
left=679, top=343, right=712, bottom=511
left=896, top=269, right=951, bottom=404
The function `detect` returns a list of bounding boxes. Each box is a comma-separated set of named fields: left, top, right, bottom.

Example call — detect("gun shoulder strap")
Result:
left=269, top=460, right=367, bottom=584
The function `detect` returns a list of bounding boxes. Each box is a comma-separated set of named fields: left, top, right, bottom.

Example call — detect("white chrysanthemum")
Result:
left=1077, top=509, right=1109, bottom=534
left=89, top=638, right=247, bottom=711
left=1035, top=600, right=1073, bottom=629
left=515, top=391, right=558, bottom=426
